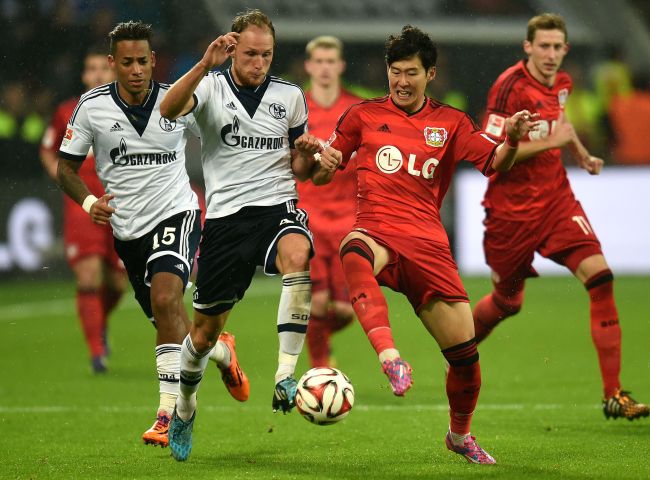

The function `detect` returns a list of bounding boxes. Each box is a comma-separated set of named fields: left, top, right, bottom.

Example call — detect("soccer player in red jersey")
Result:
left=297, top=36, right=362, bottom=368
left=306, top=25, right=537, bottom=464
left=40, top=50, right=127, bottom=374
left=473, top=13, right=649, bottom=421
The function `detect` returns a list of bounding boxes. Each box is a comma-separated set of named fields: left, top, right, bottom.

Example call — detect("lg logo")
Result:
left=375, top=145, right=439, bottom=179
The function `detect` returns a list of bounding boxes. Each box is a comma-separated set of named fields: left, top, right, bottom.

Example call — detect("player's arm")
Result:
left=40, top=148, right=59, bottom=181
left=57, top=158, right=115, bottom=225
left=492, top=110, right=539, bottom=172
left=565, top=122, right=603, bottom=175
left=292, top=133, right=341, bottom=182
left=161, top=32, right=239, bottom=120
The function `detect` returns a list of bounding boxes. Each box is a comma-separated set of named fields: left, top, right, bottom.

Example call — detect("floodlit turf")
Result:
left=1, top=275, right=649, bottom=479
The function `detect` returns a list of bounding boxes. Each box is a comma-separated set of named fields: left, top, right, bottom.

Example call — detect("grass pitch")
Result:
left=1, top=275, right=649, bottom=479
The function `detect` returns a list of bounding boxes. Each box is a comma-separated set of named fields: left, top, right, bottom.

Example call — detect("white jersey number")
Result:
left=152, top=227, right=176, bottom=250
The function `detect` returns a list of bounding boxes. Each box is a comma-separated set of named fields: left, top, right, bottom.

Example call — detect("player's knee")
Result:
left=280, top=249, right=310, bottom=273
left=333, top=302, right=354, bottom=324
left=151, top=288, right=181, bottom=314
left=493, top=287, right=524, bottom=317
left=310, top=295, right=329, bottom=318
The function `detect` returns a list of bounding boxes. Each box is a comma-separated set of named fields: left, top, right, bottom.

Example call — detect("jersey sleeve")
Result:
left=193, top=73, right=215, bottom=114
left=332, top=105, right=361, bottom=169
left=483, top=80, right=524, bottom=142
left=288, top=87, right=308, bottom=148
left=58, top=103, right=93, bottom=162
left=452, top=113, right=499, bottom=177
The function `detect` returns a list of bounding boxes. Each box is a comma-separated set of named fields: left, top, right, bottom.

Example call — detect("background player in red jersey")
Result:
left=305, top=25, right=537, bottom=464
left=40, top=50, right=127, bottom=373
left=473, top=13, right=649, bottom=421
left=297, top=36, right=362, bottom=368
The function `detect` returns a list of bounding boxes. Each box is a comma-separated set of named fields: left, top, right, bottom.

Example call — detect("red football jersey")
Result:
left=333, top=96, right=498, bottom=246
left=482, top=60, right=573, bottom=220
left=297, top=89, right=361, bottom=227
left=41, top=98, right=106, bottom=205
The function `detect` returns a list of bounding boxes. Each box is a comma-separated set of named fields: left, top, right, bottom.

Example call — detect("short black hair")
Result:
left=108, top=21, right=153, bottom=55
left=385, top=25, right=437, bottom=71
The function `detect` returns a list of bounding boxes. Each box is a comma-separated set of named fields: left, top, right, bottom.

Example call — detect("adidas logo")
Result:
left=377, top=124, right=390, bottom=132
left=110, top=122, right=124, bottom=132
left=225, top=101, right=237, bottom=110
left=175, top=263, right=185, bottom=272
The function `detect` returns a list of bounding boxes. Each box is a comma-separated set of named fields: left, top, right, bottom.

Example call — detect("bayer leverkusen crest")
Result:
left=424, top=127, right=448, bottom=147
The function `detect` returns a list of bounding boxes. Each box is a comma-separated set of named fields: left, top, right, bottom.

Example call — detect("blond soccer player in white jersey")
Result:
left=56, top=20, right=250, bottom=449
left=160, top=8, right=341, bottom=461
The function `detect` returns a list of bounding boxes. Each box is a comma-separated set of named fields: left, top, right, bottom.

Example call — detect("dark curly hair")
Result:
left=385, top=25, right=437, bottom=71
left=108, top=21, right=153, bottom=55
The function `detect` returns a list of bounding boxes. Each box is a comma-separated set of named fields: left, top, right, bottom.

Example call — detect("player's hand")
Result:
left=295, top=133, right=322, bottom=155
left=90, top=194, right=115, bottom=226
left=505, top=109, right=540, bottom=142
left=578, top=154, right=603, bottom=175
left=200, top=32, right=239, bottom=70
left=548, top=111, right=575, bottom=148
left=316, top=146, right=342, bottom=173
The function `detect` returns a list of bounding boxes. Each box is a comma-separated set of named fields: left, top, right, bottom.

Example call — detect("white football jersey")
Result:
left=191, top=69, right=308, bottom=218
left=59, top=80, right=199, bottom=240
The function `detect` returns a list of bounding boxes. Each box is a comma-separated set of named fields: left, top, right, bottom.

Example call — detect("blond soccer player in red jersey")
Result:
left=297, top=36, right=362, bottom=368
left=473, top=13, right=649, bottom=422
left=40, top=50, right=127, bottom=374
left=305, top=25, right=537, bottom=464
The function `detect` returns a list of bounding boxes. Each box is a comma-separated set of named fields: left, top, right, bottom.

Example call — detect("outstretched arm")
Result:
left=160, top=32, right=239, bottom=120
left=292, top=133, right=341, bottom=185
left=57, top=158, right=115, bottom=225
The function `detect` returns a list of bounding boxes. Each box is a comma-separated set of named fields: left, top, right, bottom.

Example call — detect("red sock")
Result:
left=442, top=340, right=481, bottom=435
left=306, top=314, right=331, bottom=367
left=77, top=289, right=106, bottom=357
left=585, top=270, right=621, bottom=397
left=473, top=282, right=524, bottom=343
left=340, top=239, right=394, bottom=355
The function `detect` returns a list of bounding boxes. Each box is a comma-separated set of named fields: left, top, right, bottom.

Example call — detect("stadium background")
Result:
left=2, top=2, right=650, bottom=479
left=2, top=0, right=649, bottom=279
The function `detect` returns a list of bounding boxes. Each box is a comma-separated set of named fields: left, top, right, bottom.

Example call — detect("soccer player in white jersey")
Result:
left=160, top=9, right=340, bottom=461
left=56, top=21, right=250, bottom=449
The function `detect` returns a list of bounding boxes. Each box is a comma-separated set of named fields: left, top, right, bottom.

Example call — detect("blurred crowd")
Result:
left=1, top=0, right=649, bottom=180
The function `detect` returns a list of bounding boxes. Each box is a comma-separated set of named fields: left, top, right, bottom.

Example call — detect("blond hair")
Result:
left=305, top=35, right=344, bottom=59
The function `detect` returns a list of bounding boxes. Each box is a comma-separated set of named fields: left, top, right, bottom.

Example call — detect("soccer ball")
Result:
left=295, top=367, right=354, bottom=425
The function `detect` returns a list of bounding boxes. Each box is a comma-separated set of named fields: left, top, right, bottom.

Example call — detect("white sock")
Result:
left=378, top=348, right=400, bottom=363
left=275, top=271, right=311, bottom=382
left=208, top=341, right=231, bottom=369
left=156, top=344, right=181, bottom=416
left=177, top=334, right=210, bottom=421
left=449, top=428, right=469, bottom=446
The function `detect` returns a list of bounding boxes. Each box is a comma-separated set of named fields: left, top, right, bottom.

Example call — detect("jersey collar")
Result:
left=110, top=80, right=159, bottom=137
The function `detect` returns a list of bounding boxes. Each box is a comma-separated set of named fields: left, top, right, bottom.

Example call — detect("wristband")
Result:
left=82, top=195, right=99, bottom=214
left=505, top=136, right=519, bottom=148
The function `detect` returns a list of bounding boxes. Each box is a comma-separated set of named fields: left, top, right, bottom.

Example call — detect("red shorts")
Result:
left=310, top=222, right=351, bottom=302
left=483, top=197, right=602, bottom=283
left=63, top=200, right=124, bottom=270
left=363, top=228, right=468, bottom=314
